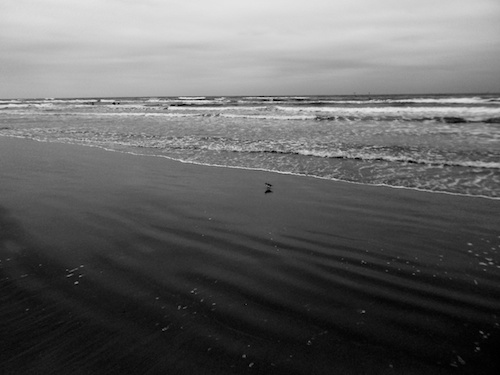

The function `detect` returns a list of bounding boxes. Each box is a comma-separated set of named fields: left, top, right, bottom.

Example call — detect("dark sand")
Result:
left=1, top=137, right=499, bottom=374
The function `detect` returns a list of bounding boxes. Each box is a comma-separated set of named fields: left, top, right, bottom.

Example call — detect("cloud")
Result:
left=0, top=0, right=499, bottom=97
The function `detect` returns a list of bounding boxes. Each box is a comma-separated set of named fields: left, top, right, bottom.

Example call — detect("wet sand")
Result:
left=1, top=137, right=499, bottom=374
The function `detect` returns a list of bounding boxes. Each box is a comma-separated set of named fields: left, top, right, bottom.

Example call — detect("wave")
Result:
left=209, top=148, right=500, bottom=170
left=221, top=113, right=316, bottom=120
left=3, top=95, right=500, bottom=108
left=0, top=100, right=23, bottom=105
left=167, top=111, right=500, bottom=124
left=77, top=109, right=496, bottom=124
left=240, top=96, right=310, bottom=102
left=0, top=104, right=31, bottom=109
left=167, top=106, right=265, bottom=112
left=3, top=95, right=500, bottom=124
left=288, top=149, right=500, bottom=169
left=314, top=115, right=500, bottom=124
left=239, top=95, right=500, bottom=105
left=275, top=106, right=500, bottom=123
left=2, top=124, right=497, bottom=171
left=1, top=106, right=489, bottom=124
left=91, top=135, right=498, bottom=170
left=4, top=107, right=498, bottom=124
left=277, top=105, right=500, bottom=116
left=321, top=97, right=499, bottom=105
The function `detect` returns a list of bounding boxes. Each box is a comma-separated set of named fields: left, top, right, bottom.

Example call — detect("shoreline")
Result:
left=2, top=135, right=499, bottom=201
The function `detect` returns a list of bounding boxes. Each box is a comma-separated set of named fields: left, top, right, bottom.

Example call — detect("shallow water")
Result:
left=1, top=138, right=499, bottom=374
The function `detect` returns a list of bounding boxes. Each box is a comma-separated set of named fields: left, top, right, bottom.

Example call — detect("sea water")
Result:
left=1, top=94, right=499, bottom=198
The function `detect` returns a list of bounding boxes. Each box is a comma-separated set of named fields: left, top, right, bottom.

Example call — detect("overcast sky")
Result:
left=1, top=0, right=499, bottom=98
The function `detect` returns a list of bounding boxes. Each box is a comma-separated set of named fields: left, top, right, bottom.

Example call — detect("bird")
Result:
left=265, top=182, right=273, bottom=194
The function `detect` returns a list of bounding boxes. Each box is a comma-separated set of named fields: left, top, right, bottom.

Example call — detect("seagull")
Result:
left=265, top=182, right=272, bottom=188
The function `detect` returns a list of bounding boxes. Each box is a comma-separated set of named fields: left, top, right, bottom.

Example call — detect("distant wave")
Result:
left=239, top=95, right=500, bottom=105
left=3, top=96, right=500, bottom=124
left=68, top=110, right=497, bottom=124
left=314, top=115, right=500, bottom=124
left=318, top=97, right=500, bottom=105
left=2, top=95, right=500, bottom=107
left=221, top=113, right=316, bottom=120
left=168, top=106, right=266, bottom=112
left=292, top=106, right=500, bottom=115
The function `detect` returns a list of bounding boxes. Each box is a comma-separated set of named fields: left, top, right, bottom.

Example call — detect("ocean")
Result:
left=1, top=94, right=500, bottom=374
left=1, top=94, right=499, bottom=198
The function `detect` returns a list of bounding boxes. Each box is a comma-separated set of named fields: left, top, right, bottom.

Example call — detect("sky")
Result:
left=1, top=0, right=499, bottom=98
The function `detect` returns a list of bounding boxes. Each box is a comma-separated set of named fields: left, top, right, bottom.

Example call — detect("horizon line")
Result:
left=2, top=92, right=500, bottom=101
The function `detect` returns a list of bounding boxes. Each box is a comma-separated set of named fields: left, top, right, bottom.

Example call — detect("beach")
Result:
left=1, top=136, right=499, bottom=374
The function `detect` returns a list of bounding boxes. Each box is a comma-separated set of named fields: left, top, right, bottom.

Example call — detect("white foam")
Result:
left=276, top=106, right=500, bottom=119
left=0, top=103, right=32, bottom=109
left=221, top=113, right=316, bottom=120
left=170, top=106, right=265, bottom=111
